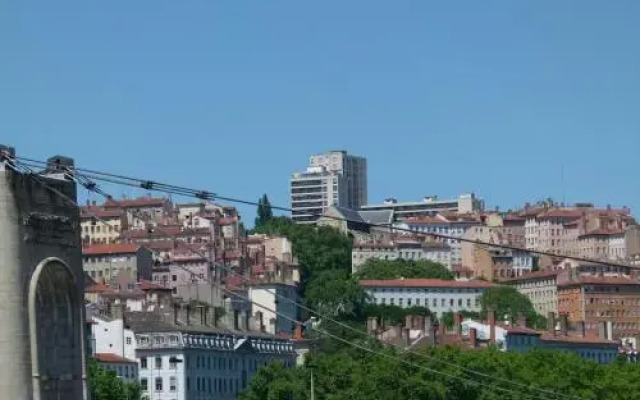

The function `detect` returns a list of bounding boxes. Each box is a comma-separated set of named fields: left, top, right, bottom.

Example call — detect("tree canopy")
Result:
left=356, top=258, right=455, bottom=280
left=240, top=345, right=640, bottom=400
left=255, top=194, right=274, bottom=228
left=87, top=358, right=144, bottom=400
left=480, top=286, right=546, bottom=329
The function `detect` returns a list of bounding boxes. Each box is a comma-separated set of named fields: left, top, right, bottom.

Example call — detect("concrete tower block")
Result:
left=0, top=147, right=88, bottom=400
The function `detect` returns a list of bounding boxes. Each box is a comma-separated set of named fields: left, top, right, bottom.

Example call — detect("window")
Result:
left=126, top=337, right=132, bottom=345
left=155, top=377, right=163, bottom=391
left=140, top=357, right=147, bottom=369
left=141, top=378, right=148, bottom=391
left=155, top=356, right=162, bottom=369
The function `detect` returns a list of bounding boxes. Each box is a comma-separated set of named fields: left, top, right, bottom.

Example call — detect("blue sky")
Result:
left=2, top=1, right=639, bottom=223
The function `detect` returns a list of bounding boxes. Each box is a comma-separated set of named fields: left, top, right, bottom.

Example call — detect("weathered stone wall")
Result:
left=0, top=149, right=88, bottom=400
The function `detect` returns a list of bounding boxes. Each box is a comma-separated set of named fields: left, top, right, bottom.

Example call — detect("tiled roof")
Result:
left=218, top=217, right=238, bottom=226
left=104, top=197, right=168, bottom=208
left=95, top=353, right=137, bottom=364
left=578, top=228, right=625, bottom=238
left=83, top=243, right=140, bottom=255
left=138, top=280, right=171, bottom=291
left=537, top=209, right=583, bottom=219
left=539, top=333, right=616, bottom=345
left=86, top=281, right=115, bottom=294
left=403, top=215, right=449, bottom=224
left=360, top=279, right=493, bottom=289
left=501, top=269, right=560, bottom=283
left=80, top=206, right=123, bottom=219
left=559, top=276, right=640, bottom=287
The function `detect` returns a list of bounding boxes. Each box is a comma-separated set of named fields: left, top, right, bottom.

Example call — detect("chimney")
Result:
left=517, top=313, right=527, bottom=328
left=598, top=321, right=607, bottom=339
left=454, top=312, right=463, bottom=337
left=403, top=327, right=411, bottom=347
left=547, top=312, right=556, bottom=334
left=559, top=313, right=569, bottom=336
left=293, top=323, right=303, bottom=340
left=405, top=315, right=413, bottom=330
left=577, top=321, right=586, bottom=338
left=367, top=317, right=379, bottom=335
left=470, top=327, right=478, bottom=349
left=488, top=309, right=496, bottom=345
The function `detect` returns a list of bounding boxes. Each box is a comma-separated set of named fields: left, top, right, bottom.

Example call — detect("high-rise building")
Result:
left=290, top=150, right=367, bottom=223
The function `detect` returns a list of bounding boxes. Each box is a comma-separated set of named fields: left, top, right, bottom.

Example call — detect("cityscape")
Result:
left=1, top=147, right=639, bottom=399
left=4, top=1, right=640, bottom=399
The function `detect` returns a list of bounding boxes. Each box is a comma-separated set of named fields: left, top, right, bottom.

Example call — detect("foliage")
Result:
left=440, top=310, right=482, bottom=328
left=241, top=345, right=640, bottom=400
left=363, top=304, right=431, bottom=326
left=356, top=258, right=455, bottom=280
left=254, top=217, right=356, bottom=316
left=254, top=194, right=274, bottom=228
left=88, top=358, right=144, bottom=400
left=480, top=286, right=546, bottom=329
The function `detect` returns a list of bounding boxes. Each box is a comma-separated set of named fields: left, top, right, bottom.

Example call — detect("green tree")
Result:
left=357, top=258, right=455, bottom=280
left=87, top=358, right=144, bottom=400
left=480, top=286, right=546, bottom=328
left=255, top=194, right=274, bottom=228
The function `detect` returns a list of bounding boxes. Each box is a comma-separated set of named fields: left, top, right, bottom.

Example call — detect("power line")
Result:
left=17, top=161, right=585, bottom=400
left=14, top=156, right=636, bottom=270
left=8, top=159, right=590, bottom=400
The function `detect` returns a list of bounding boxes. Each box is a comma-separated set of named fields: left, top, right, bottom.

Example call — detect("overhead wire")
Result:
left=8, top=156, right=604, bottom=400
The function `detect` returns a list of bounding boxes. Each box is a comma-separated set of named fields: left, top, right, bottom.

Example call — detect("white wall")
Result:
left=366, top=286, right=485, bottom=317
left=92, top=316, right=137, bottom=360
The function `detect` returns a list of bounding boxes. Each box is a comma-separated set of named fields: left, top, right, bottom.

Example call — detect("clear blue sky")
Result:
left=2, top=1, right=639, bottom=223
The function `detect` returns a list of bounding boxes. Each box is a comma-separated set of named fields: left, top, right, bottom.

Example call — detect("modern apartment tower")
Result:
left=291, top=150, right=368, bottom=223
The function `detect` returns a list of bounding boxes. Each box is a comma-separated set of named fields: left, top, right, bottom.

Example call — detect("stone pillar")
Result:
left=0, top=148, right=88, bottom=400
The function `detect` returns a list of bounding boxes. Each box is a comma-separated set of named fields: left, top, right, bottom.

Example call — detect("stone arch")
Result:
left=28, top=257, right=82, bottom=400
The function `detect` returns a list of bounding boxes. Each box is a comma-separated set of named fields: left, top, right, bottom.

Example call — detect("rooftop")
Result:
left=83, top=243, right=140, bottom=255
left=360, top=279, right=493, bottom=289
left=104, top=197, right=168, bottom=208
left=94, top=353, right=137, bottom=364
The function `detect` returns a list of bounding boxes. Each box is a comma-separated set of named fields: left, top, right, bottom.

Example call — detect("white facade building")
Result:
left=351, top=240, right=451, bottom=273
left=95, top=353, right=139, bottom=383
left=92, top=315, right=138, bottom=361
left=361, top=193, right=483, bottom=220
left=136, top=329, right=297, bottom=400
left=395, top=214, right=482, bottom=267
left=360, top=279, right=493, bottom=317
left=290, top=151, right=367, bottom=224
left=248, top=283, right=299, bottom=336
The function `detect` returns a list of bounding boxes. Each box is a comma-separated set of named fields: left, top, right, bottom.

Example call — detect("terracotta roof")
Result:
left=559, top=276, right=640, bottom=287
left=360, top=279, right=493, bottom=289
left=403, top=215, right=449, bottom=224
left=501, top=269, right=560, bottom=283
left=80, top=206, right=123, bottom=219
left=503, top=214, right=525, bottom=222
left=505, top=326, right=542, bottom=336
left=83, top=243, right=140, bottom=255
left=218, top=217, right=238, bottom=226
left=578, top=228, right=625, bottom=238
left=138, top=280, right=171, bottom=291
left=539, top=333, right=616, bottom=345
left=104, top=197, right=168, bottom=208
left=86, top=281, right=115, bottom=294
left=94, top=353, right=137, bottom=364
left=537, top=209, right=583, bottom=219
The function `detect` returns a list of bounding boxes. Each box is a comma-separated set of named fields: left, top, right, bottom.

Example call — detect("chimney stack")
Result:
left=547, top=312, right=556, bottom=334
left=488, top=309, right=496, bottom=344
left=403, top=327, right=411, bottom=347
left=470, top=327, right=478, bottom=349
left=577, top=321, right=586, bottom=338
left=454, top=312, right=463, bottom=337
left=517, top=313, right=527, bottom=328
left=598, top=321, right=607, bottom=339
left=559, top=313, right=569, bottom=336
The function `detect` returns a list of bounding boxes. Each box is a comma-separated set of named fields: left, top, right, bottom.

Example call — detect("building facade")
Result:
left=351, top=240, right=451, bottom=273
left=95, top=353, right=139, bottom=383
left=360, top=279, right=493, bottom=317
left=290, top=150, right=367, bottom=224
left=248, top=283, right=300, bottom=336
left=136, top=329, right=297, bottom=400
left=80, top=205, right=126, bottom=245
left=360, top=193, right=483, bottom=221
left=83, top=243, right=154, bottom=284
left=502, top=270, right=560, bottom=316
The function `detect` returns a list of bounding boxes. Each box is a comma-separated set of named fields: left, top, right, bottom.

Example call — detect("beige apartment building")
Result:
left=503, top=270, right=560, bottom=317
left=80, top=205, right=126, bottom=245
left=83, top=243, right=154, bottom=284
